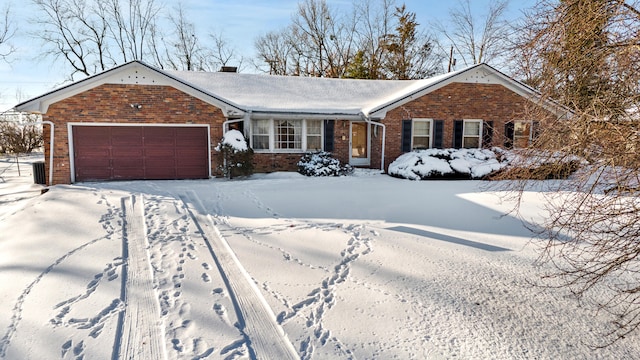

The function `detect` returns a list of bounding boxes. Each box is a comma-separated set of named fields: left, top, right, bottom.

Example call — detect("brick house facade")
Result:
left=16, top=61, right=561, bottom=185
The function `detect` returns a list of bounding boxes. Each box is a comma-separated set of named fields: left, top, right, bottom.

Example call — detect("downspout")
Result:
left=359, top=112, right=386, bottom=172
left=42, top=120, right=54, bottom=186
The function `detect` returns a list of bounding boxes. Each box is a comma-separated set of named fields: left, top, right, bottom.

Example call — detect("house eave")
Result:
left=13, top=61, right=246, bottom=117
left=366, top=63, right=570, bottom=119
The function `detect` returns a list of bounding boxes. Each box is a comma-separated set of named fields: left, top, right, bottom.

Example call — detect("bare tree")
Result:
left=437, top=0, right=511, bottom=68
left=0, top=115, right=43, bottom=154
left=502, top=0, right=640, bottom=346
left=105, top=0, right=161, bottom=63
left=254, top=0, right=442, bottom=79
left=254, top=0, right=354, bottom=77
left=288, top=0, right=358, bottom=77
left=254, top=29, right=296, bottom=75
left=31, top=0, right=161, bottom=79
left=163, top=3, right=204, bottom=71
left=208, top=31, right=243, bottom=69
left=0, top=4, right=16, bottom=62
left=31, top=0, right=242, bottom=77
left=351, top=0, right=395, bottom=79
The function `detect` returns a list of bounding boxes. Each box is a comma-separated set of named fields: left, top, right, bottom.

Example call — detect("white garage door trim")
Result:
left=68, top=122, right=211, bottom=183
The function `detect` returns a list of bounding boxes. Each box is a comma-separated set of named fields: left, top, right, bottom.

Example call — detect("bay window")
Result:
left=251, top=119, right=324, bottom=152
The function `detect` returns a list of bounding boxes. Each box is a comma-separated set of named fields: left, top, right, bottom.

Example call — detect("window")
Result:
left=513, top=120, right=535, bottom=148
left=412, top=119, right=432, bottom=150
left=275, top=120, right=302, bottom=149
left=306, top=120, right=322, bottom=151
left=252, top=119, right=324, bottom=152
left=252, top=119, right=270, bottom=150
left=463, top=120, right=482, bottom=148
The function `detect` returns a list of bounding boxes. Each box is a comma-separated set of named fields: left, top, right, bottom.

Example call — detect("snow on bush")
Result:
left=215, top=130, right=253, bottom=178
left=298, top=151, right=353, bottom=177
left=388, top=148, right=506, bottom=180
left=215, top=129, right=248, bottom=152
left=499, top=149, right=586, bottom=180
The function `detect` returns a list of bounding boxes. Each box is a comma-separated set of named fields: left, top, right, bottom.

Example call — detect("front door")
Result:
left=350, top=121, right=370, bottom=166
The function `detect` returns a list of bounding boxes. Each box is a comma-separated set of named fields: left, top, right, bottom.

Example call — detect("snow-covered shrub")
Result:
left=388, top=148, right=507, bottom=180
left=215, top=129, right=254, bottom=178
left=498, top=150, right=585, bottom=180
left=298, top=151, right=353, bottom=177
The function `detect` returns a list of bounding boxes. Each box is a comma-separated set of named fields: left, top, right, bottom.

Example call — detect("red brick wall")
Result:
left=375, top=82, right=548, bottom=171
left=42, top=84, right=227, bottom=185
left=42, top=81, right=550, bottom=182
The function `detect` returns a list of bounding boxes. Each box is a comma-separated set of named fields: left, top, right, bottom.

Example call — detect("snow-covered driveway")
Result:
left=1, top=158, right=640, bottom=359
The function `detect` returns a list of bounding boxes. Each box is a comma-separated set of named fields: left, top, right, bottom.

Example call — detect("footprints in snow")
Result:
left=61, top=339, right=85, bottom=359
left=270, top=224, right=376, bottom=359
left=144, top=194, right=241, bottom=358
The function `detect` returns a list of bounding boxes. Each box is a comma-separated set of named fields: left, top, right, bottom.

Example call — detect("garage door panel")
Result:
left=111, top=127, right=143, bottom=145
left=112, top=157, right=144, bottom=168
left=144, top=127, right=176, bottom=146
left=112, top=147, right=144, bottom=158
left=113, top=167, right=145, bottom=179
left=76, top=167, right=112, bottom=181
left=144, top=147, right=175, bottom=158
left=74, top=127, right=111, bottom=146
left=73, top=126, right=208, bottom=182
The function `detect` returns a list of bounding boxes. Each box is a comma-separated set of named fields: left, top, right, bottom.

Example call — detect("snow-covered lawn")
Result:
left=1, top=154, right=639, bottom=359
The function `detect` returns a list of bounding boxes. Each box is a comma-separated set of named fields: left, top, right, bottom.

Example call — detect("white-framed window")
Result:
left=513, top=120, right=535, bottom=148
left=463, top=119, right=482, bottom=148
left=275, top=120, right=302, bottom=149
left=251, top=119, right=323, bottom=152
left=252, top=119, right=270, bottom=150
left=412, top=119, right=432, bottom=150
left=306, top=120, right=323, bottom=151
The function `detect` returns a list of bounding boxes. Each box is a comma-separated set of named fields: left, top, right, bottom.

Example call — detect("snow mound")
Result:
left=388, top=148, right=506, bottom=180
left=216, top=129, right=248, bottom=152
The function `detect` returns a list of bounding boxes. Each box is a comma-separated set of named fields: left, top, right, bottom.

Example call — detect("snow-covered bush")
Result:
left=388, top=148, right=507, bottom=180
left=498, top=150, right=585, bottom=180
left=298, top=151, right=353, bottom=177
left=215, top=129, right=254, bottom=178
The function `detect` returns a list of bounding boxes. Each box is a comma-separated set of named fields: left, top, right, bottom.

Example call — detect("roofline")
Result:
left=14, top=60, right=246, bottom=115
left=141, top=62, right=246, bottom=114
left=249, top=110, right=364, bottom=120
left=365, top=63, right=485, bottom=116
left=366, top=63, right=570, bottom=118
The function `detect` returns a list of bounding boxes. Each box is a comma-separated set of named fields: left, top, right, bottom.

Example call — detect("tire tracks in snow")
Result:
left=180, top=190, right=299, bottom=360
left=215, top=186, right=377, bottom=359
left=142, top=194, right=223, bottom=359
left=113, top=195, right=166, bottom=360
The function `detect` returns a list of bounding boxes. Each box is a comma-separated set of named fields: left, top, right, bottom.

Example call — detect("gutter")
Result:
left=42, top=121, right=55, bottom=186
left=360, top=112, right=386, bottom=172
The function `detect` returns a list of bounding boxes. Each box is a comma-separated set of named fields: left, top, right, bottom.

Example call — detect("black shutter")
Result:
left=504, top=121, right=514, bottom=149
left=482, top=121, right=493, bottom=148
left=453, top=120, right=464, bottom=148
left=532, top=121, right=540, bottom=140
left=324, top=120, right=335, bottom=152
left=433, top=120, right=444, bottom=149
left=401, top=119, right=412, bottom=152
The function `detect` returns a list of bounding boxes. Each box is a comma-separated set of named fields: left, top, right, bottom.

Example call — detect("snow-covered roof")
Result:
left=161, top=68, right=463, bottom=117
left=15, top=61, right=551, bottom=118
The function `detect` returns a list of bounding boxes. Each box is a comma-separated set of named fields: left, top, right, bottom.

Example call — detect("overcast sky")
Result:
left=0, top=0, right=536, bottom=112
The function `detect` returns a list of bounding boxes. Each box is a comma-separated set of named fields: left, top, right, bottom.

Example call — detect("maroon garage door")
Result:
left=73, top=126, right=209, bottom=182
